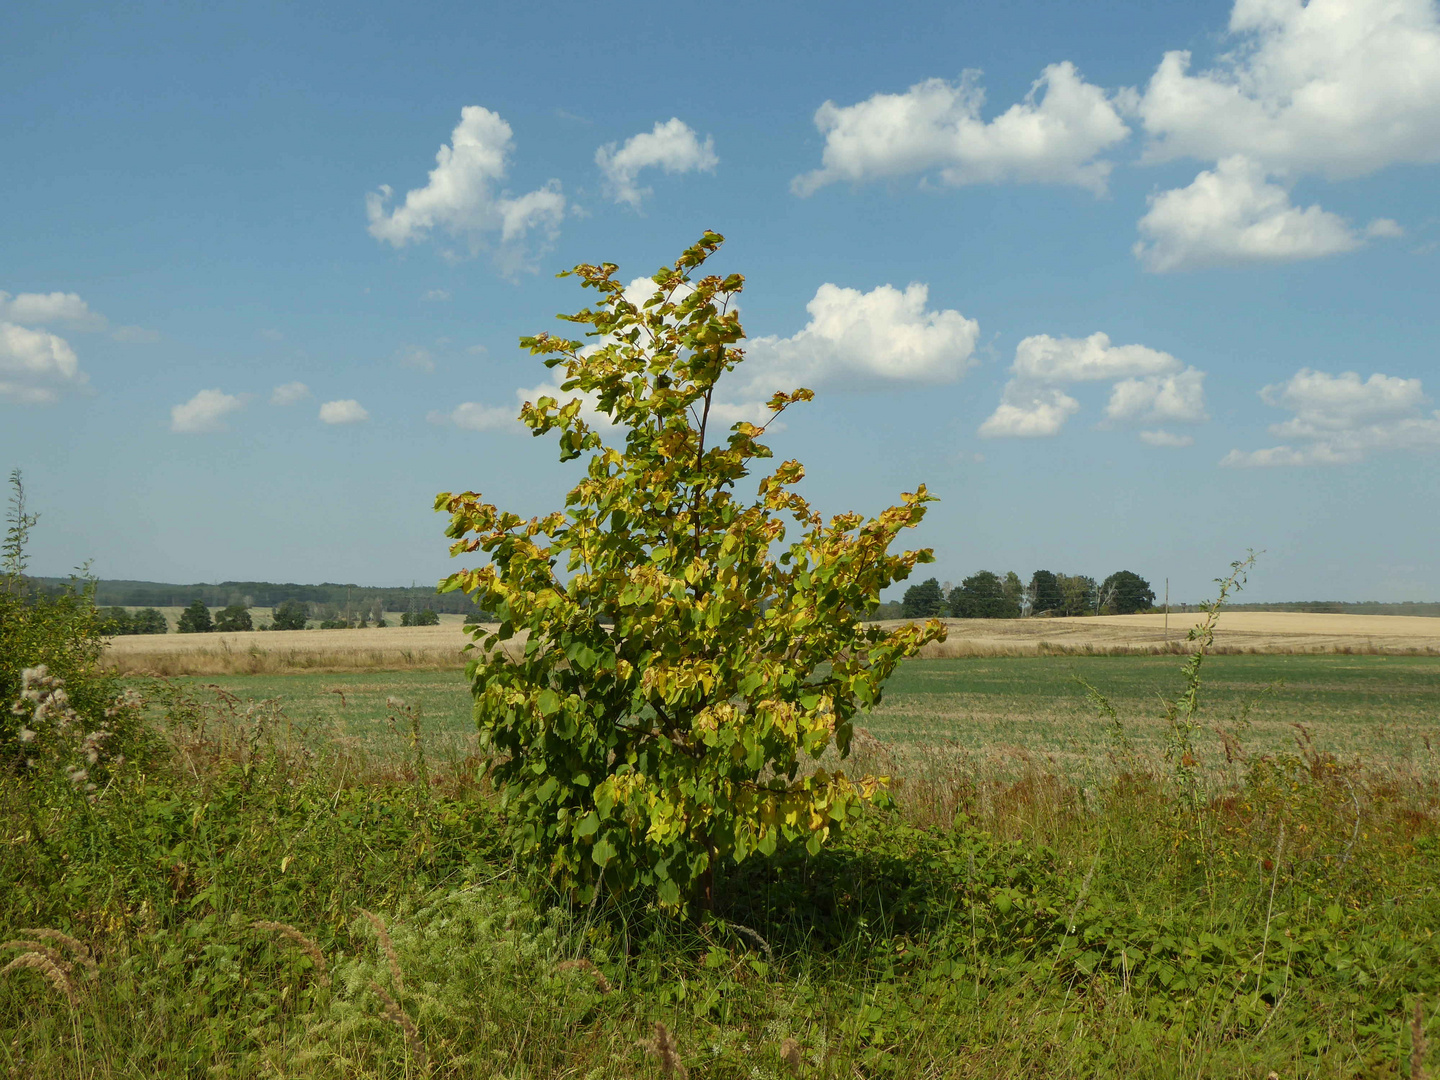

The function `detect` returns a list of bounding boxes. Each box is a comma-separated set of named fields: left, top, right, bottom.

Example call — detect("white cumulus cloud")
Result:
left=978, top=386, right=1081, bottom=438
left=1105, top=368, right=1209, bottom=424
left=1223, top=368, right=1440, bottom=466
left=1137, top=0, right=1440, bottom=180
left=1139, top=429, right=1195, bottom=447
left=319, top=399, right=369, bottom=424
left=270, top=382, right=310, bottom=406
left=1133, top=156, right=1397, bottom=271
left=793, top=62, right=1130, bottom=196
left=737, top=282, right=980, bottom=400
left=171, top=389, right=245, bottom=434
left=427, top=401, right=518, bottom=432
left=981, top=332, right=1206, bottom=440
left=0, top=291, right=108, bottom=331
left=366, top=106, right=566, bottom=263
left=0, top=322, right=87, bottom=405
left=596, top=118, right=718, bottom=208
left=1011, top=331, right=1181, bottom=383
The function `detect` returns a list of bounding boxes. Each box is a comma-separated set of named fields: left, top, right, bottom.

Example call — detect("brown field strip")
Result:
left=100, top=610, right=1440, bottom=675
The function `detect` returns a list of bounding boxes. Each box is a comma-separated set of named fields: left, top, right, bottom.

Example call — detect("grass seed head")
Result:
left=369, top=980, right=428, bottom=1074
left=643, top=1022, right=687, bottom=1079
left=252, top=920, right=330, bottom=988
left=359, top=909, right=404, bottom=995
left=1, top=951, right=77, bottom=1006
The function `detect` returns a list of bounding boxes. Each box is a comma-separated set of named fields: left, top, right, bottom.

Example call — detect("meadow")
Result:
left=172, top=652, right=1440, bottom=780
left=5, top=624, right=1439, bottom=1077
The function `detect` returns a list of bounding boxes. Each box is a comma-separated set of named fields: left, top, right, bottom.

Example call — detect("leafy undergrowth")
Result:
left=2, top=684, right=1438, bottom=1079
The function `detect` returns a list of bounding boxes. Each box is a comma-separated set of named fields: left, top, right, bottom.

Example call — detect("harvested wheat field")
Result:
left=102, top=609, right=1440, bottom=675
left=908, top=610, right=1440, bottom=657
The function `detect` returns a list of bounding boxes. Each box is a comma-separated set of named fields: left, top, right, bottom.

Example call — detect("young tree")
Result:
left=437, top=233, right=944, bottom=911
left=901, top=577, right=946, bottom=619
left=176, top=599, right=214, bottom=634
left=1028, top=570, right=1062, bottom=616
left=213, top=604, right=253, bottom=632
left=269, top=600, right=309, bottom=631
left=1102, top=571, right=1155, bottom=614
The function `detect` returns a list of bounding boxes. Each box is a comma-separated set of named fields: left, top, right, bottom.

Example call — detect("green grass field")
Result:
left=171, top=653, right=1440, bottom=775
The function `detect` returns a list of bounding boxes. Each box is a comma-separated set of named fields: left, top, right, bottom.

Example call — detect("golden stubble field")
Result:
left=101, top=610, right=1440, bottom=675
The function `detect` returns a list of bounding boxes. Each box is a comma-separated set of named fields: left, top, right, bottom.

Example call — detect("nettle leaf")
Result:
left=435, top=233, right=944, bottom=914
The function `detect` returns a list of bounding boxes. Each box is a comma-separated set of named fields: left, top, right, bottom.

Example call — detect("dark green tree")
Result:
left=414, top=608, right=440, bottom=627
left=902, top=577, right=946, bottom=619
left=100, top=607, right=134, bottom=635
left=948, top=571, right=1019, bottom=618
left=270, top=600, right=309, bottom=631
left=1028, top=570, right=1062, bottom=616
left=131, top=608, right=168, bottom=634
left=176, top=600, right=214, bottom=634
left=213, top=604, right=252, bottom=632
left=1102, top=571, right=1155, bottom=614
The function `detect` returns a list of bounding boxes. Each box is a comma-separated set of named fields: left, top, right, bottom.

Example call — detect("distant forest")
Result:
left=29, top=578, right=1440, bottom=620
left=29, top=578, right=477, bottom=615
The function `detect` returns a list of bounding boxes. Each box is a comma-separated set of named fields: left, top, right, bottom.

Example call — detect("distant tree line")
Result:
left=163, top=597, right=461, bottom=632
left=31, top=577, right=480, bottom=615
left=889, top=570, right=1156, bottom=620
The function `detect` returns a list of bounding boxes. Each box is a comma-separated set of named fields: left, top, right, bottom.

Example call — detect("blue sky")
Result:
left=3, top=0, right=1438, bottom=602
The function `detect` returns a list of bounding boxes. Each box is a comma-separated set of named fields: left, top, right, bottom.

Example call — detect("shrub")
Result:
left=176, top=599, right=214, bottom=634
left=437, top=233, right=943, bottom=911
left=1, top=472, right=147, bottom=772
left=413, top=608, right=439, bottom=627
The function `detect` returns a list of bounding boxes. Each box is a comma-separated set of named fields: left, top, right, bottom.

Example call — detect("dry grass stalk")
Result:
left=1414, top=999, right=1428, bottom=1080
left=368, top=980, right=428, bottom=1075
left=0, top=951, right=77, bottom=1005
left=16, top=928, right=94, bottom=969
left=780, top=1036, right=803, bottom=1072
left=642, top=1022, right=688, bottom=1079
left=252, top=921, right=331, bottom=988
left=359, top=909, right=404, bottom=995
left=556, top=958, right=612, bottom=993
